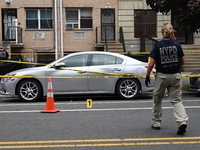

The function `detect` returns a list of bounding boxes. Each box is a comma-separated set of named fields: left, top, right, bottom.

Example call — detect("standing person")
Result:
left=145, top=23, right=188, bottom=135
left=0, top=46, right=9, bottom=60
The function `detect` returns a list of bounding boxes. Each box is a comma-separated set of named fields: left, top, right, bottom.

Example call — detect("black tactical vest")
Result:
left=154, top=41, right=182, bottom=74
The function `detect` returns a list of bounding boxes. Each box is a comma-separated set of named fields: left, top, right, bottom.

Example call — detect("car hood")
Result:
left=4, top=65, right=49, bottom=75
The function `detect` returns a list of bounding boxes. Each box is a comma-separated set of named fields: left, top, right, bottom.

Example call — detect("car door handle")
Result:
left=78, top=71, right=87, bottom=74
left=112, top=68, right=121, bottom=71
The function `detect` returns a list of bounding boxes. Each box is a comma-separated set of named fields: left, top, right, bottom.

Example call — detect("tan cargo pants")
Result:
left=151, top=72, right=188, bottom=127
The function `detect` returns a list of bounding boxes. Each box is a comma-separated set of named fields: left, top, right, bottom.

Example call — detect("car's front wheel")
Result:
left=17, top=79, right=43, bottom=102
left=116, top=78, right=140, bottom=100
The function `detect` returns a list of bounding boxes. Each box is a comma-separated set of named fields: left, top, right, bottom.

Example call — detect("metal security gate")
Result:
left=101, top=9, right=115, bottom=41
left=2, top=9, right=17, bottom=41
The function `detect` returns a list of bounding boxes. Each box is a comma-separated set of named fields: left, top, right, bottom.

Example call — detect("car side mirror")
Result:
left=54, top=62, right=65, bottom=68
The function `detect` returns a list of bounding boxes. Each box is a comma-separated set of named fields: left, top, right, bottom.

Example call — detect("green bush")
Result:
left=182, top=84, right=190, bottom=91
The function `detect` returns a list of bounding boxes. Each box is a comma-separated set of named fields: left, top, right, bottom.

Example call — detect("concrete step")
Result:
left=185, top=57, right=200, bottom=62
left=183, top=64, right=200, bottom=68
left=184, top=54, right=200, bottom=57
left=104, top=43, right=124, bottom=52
left=182, top=68, right=200, bottom=72
left=183, top=62, right=200, bottom=71
left=182, top=45, right=200, bottom=50
left=182, top=45, right=200, bottom=72
left=185, top=63, right=200, bottom=67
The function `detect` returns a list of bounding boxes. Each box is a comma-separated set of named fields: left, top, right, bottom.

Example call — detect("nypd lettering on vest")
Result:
left=160, top=46, right=178, bottom=64
left=154, top=41, right=182, bottom=74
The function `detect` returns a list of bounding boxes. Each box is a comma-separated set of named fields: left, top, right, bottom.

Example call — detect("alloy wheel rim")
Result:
left=120, top=80, right=137, bottom=98
left=20, top=82, right=38, bottom=100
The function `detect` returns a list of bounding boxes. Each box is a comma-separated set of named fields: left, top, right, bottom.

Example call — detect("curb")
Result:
left=0, top=95, right=17, bottom=98
left=182, top=91, right=198, bottom=95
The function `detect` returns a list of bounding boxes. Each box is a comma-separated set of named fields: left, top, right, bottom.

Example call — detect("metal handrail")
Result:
left=104, top=26, right=108, bottom=51
left=140, top=34, right=158, bottom=52
left=96, top=27, right=98, bottom=44
left=119, top=27, right=126, bottom=53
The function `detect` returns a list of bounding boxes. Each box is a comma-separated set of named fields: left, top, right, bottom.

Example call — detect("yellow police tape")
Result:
left=0, top=60, right=200, bottom=79
left=1, top=74, right=200, bottom=79
left=0, top=59, right=47, bottom=66
left=8, top=50, right=200, bottom=55
left=0, top=75, right=146, bottom=79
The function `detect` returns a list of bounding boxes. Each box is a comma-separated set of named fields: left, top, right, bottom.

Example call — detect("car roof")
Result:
left=50, top=51, right=144, bottom=65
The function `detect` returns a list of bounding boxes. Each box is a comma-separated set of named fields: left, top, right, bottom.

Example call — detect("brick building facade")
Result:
left=0, top=0, right=199, bottom=65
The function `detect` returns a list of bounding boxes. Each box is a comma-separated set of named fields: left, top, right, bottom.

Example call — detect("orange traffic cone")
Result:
left=41, top=78, right=60, bottom=113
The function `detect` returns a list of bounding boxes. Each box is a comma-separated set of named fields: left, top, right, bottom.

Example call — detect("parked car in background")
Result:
left=189, top=70, right=200, bottom=92
left=0, top=55, right=28, bottom=76
left=0, top=51, right=155, bottom=102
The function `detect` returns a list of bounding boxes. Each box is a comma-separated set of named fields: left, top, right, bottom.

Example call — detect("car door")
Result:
left=88, top=54, right=125, bottom=91
left=45, top=54, right=89, bottom=92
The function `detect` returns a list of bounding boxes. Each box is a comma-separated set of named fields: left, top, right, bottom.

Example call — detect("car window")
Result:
left=60, top=54, right=89, bottom=67
left=92, top=54, right=123, bottom=66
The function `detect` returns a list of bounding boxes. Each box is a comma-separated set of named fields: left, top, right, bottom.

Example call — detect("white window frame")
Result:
left=26, top=9, right=53, bottom=30
left=66, top=8, right=92, bottom=29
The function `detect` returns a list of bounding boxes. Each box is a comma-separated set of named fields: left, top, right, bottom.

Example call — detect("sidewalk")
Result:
left=181, top=72, right=197, bottom=95
left=181, top=72, right=192, bottom=85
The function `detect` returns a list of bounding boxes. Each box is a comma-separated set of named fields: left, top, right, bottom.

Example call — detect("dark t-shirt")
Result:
left=149, top=38, right=184, bottom=74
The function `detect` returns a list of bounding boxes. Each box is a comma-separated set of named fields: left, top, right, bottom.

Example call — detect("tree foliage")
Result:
left=146, top=0, right=200, bottom=33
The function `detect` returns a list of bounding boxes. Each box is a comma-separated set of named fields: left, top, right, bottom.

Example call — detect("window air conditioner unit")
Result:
left=66, top=24, right=73, bottom=29
left=66, top=23, right=78, bottom=29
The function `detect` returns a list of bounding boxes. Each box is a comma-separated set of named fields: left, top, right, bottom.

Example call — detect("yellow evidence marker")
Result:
left=87, top=99, right=92, bottom=108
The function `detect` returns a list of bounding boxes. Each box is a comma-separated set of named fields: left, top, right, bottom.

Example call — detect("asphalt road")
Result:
left=0, top=93, right=200, bottom=150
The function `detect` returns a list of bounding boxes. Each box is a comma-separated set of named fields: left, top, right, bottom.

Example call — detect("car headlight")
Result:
left=1, top=73, right=16, bottom=83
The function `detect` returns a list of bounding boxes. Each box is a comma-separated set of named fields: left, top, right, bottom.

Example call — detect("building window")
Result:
left=92, top=54, right=123, bottom=66
left=26, top=9, right=53, bottom=29
left=66, top=8, right=92, bottom=29
left=134, top=10, right=157, bottom=37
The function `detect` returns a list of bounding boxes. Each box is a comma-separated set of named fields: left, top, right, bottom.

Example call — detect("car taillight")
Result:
left=144, top=66, right=156, bottom=75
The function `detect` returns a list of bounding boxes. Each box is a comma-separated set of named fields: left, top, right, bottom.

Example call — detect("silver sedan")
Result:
left=0, top=51, right=155, bottom=102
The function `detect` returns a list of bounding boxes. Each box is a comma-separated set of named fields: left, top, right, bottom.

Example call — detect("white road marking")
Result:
left=0, top=99, right=199, bottom=107
left=0, top=106, right=199, bottom=114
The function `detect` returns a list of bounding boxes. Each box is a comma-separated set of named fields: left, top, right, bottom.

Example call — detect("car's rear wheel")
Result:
left=17, top=79, right=43, bottom=102
left=116, top=78, right=140, bottom=100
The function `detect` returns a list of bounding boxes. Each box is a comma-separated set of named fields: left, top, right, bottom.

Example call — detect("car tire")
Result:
left=17, top=79, right=43, bottom=102
left=116, top=78, right=140, bottom=100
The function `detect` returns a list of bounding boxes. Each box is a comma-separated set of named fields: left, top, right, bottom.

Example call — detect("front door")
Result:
left=2, top=9, right=17, bottom=41
left=101, top=9, right=115, bottom=41
left=171, top=12, right=193, bottom=44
